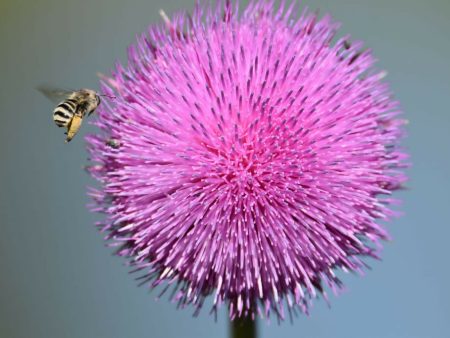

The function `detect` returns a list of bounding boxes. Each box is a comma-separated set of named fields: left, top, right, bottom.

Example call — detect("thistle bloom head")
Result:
left=87, top=0, right=407, bottom=321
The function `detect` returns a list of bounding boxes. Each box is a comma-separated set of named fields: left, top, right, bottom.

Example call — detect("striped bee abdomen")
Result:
left=53, top=99, right=77, bottom=128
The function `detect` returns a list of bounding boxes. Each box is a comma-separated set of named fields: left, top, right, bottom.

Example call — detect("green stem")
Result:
left=229, top=315, right=257, bottom=338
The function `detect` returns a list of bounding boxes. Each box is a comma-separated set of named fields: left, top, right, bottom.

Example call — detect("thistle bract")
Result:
left=87, top=0, right=407, bottom=320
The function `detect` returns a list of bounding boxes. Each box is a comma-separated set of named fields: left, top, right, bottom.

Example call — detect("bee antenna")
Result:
left=99, top=94, right=116, bottom=99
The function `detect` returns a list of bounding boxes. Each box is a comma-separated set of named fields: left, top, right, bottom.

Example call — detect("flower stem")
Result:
left=229, top=316, right=257, bottom=338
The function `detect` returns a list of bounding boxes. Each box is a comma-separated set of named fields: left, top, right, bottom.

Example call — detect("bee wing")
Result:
left=36, top=85, right=75, bottom=104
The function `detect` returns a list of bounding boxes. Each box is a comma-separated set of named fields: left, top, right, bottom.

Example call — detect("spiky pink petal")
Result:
left=86, top=0, right=407, bottom=320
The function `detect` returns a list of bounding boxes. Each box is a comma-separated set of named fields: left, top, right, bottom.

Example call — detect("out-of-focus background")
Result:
left=0, top=0, right=449, bottom=337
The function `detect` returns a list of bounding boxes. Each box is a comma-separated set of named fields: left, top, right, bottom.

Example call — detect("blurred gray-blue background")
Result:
left=1, top=0, right=449, bottom=337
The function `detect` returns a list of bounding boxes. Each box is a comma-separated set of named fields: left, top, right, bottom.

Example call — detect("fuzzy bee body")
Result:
left=53, top=98, right=78, bottom=128
left=38, top=86, right=101, bottom=142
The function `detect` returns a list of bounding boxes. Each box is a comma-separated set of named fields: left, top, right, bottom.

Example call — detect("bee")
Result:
left=37, top=86, right=103, bottom=142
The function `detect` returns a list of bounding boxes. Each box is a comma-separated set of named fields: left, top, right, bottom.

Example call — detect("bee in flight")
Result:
left=37, top=86, right=109, bottom=142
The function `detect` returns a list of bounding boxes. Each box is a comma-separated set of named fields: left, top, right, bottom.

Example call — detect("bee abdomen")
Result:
left=53, top=100, right=76, bottom=128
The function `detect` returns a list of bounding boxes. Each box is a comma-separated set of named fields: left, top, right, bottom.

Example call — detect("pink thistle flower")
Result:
left=86, top=0, right=408, bottom=321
